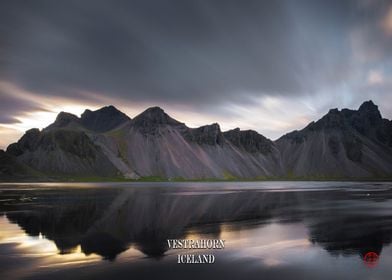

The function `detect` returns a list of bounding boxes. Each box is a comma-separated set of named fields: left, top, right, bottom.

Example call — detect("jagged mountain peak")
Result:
left=359, top=100, right=378, bottom=112
left=136, top=106, right=168, bottom=119
left=183, top=123, right=224, bottom=145
left=45, top=112, right=80, bottom=130
left=223, top=128, right=273, bottom=154
left=132, top=106, right=182, bottom=127
left=55, top=111, right=79, bottom=124
left=198, top=123, right=221, bottom=131
left=143, top=106, right=165, bottom=114
left=80, top=105, right=130, bottom=132
left=224, top=127, right=268, bottom=137
left=357, top=100, right=382, bottom=124
left=314, top=108, right=347, bottom=130
left=82, top=105, right=122, bottom=116
left=327, top=108, right=339, bottom=114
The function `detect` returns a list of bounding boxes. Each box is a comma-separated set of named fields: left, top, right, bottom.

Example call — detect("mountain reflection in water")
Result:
left=1, top=182, right=392, bottom=280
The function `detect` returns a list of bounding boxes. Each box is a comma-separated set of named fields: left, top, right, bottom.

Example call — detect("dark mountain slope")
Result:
left=0, top=149, right=43, bottom=181
left=6, top=128, right=120, bottom=177
left=223, top=128, right=273, bottom=154
left=277, top=101, right=392, bottom=178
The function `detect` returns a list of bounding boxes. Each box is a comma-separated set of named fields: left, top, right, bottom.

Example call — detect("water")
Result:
left=1, top=181, right=392, bottom=280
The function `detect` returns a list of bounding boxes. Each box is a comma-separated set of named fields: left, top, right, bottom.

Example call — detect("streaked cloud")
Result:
left=382, top=5, right=392, bottom=36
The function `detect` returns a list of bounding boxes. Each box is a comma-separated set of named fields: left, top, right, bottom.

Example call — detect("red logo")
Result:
left=363, top=251, right=379, bottom=268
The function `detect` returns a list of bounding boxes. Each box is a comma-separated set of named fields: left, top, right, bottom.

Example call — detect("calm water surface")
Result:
left=1, top=181, right=392, bottom=280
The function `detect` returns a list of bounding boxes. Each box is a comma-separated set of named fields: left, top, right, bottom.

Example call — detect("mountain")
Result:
left=6, top=128, right=120, bottom=178
left=1, top=101, right=392, bottom=181
left=277, top=101, right=392, bottom=178
left=80, top=105, right=131, bottom=132
left=45, top=105, right=130, bottom=132
left=92, top=107, right=283, bottom=179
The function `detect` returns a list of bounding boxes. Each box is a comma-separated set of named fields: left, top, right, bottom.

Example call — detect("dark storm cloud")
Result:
left=0, top=0, right=357, bottom=106
left=0, top=90, right=46, bottom=123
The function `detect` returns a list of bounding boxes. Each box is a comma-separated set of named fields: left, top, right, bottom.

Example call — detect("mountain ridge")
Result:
left=2, top=100, right=392, bottom=181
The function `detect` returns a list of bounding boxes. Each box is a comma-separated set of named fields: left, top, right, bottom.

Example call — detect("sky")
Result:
left=1, top=0, right=392, bottom=149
